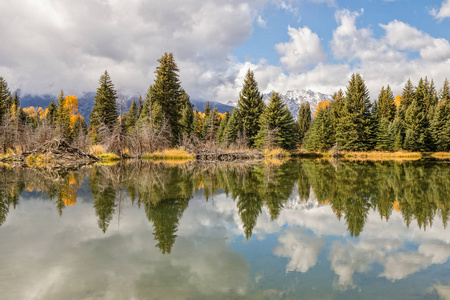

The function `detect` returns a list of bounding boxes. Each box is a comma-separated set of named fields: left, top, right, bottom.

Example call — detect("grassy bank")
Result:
left=141, top=149, right=195, bottom=160
left=292, top=150, right=450, bottom=161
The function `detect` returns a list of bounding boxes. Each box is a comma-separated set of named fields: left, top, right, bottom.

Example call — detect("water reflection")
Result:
left=1, top=160, right=449, bottom=242
left=0, top=160, right=449, bottom=298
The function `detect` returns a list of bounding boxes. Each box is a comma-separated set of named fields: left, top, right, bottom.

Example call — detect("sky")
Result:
left=0, top=0, right=450, bottom=102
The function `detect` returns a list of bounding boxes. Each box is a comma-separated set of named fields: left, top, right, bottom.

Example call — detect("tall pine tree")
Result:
left=142, top=53, right=187, bottom=144
left=335, top=74, right=374, bottom=151
left=89, top=71, right=118, bottom=142
left=298, top=102, right=311, bottom=146
left=237, top=69, right=265, bottom=147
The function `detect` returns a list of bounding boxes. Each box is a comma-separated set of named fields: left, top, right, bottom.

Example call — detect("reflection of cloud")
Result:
left=0, top=198, right=250, bottom=300
left=434, top=284, right=450, bottom=300
left=274, top=228, right=324, bottom=273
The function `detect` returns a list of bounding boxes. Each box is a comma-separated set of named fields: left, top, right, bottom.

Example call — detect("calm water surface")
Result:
left=0, top=160, right=449, bottom=299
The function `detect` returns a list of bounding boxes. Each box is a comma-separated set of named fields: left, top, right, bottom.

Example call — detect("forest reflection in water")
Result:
left=0, top=160, right=449, bottom=255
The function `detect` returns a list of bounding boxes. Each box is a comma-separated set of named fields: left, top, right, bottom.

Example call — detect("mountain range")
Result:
left=19, top=89, right=332, bottom=123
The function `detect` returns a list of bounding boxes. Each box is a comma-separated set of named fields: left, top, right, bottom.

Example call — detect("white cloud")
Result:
left=274, top=228, right=325, bottom=273
left=432, top=0, right=450, bottom=20
left=276, top=26, right=326, bottom=72
left=257, top=15, right=267, bottom=27
left=0, top=0, right=264, bottom=98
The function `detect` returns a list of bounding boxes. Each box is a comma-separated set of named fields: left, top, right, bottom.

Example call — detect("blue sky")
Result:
left=0, top=0, right=449, bottom=101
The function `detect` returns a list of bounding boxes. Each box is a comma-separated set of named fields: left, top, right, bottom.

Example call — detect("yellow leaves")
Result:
left=313, top=100, right=330, bottom=118
left=394, top=95, right=402, bottom=107
left=23, top=106, right=44, bottom=120
left=64, top=95, right=79, bottom=116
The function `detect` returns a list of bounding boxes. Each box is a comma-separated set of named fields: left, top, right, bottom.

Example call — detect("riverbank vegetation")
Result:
left=1, top=52, right=450, bottom=160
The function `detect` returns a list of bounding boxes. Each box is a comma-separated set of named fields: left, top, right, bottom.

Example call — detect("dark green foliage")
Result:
left=400, top=79, right=415, bottom=112
left=192, top=108, right=202, bottom=138
left=377, top=85, right=396, bottom=122
left=237, top=69, right=265, bottom=146
left=89, top=71, right=118, bottom=142
left=431, top=79, right=450, bottom=151
left=298, top=102, right=311, bottom=145
left=180, top=102, right=194, bottom=137
left=46, top=101, right=58, bottom=125
left=335, top=74, right=374, bottom=151
left=404, top=99, right=432, bottom=151
left=304, top=106, right=334, bottom=151
left=391, top=111, right=406, bottom=151
left=124, top=99, right=138, bottom=132
left=375, top=118, right=392, bottom=151
left=142, top=53, right=185, bottom=144
left=254, top=92, right=298, bottom=150
left=0, top=77, right=10, bottom=121
left=223, top=108, right=242, bottom=145
left=216, top=110, right=230, bottom=145
left=204, top=101, right=211, bottom=116
left=56, top=90, right=72, bottom=142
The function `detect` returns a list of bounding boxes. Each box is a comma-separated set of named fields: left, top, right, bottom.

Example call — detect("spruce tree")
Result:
left=431, top=79, right=450, bottom=151
left=377, top=85, right=396, bottom=121
left=404, top=99, right=431, bottom=151
left=375, top=118, right=392, bottom=151
left=304, top=106, right=333, bottom=151
left=400, top=79, right=415, bottom=112
left=298, top=102, right=311, bottom=145
left=0, top=77, right=10, bottom=122
left=180, top=102, right=194, bottom=137
left=46, top=101, right=58, bottom=125
left=124, top=99, right=138, bottom=132
left=255, top=92, right=297, bottom=150
left=335, top=74, right=373, bottom=151
left=89, top=71, right=118, bottom=142
left=216, top=111, right=230, bottom=145
left=142, top=53, right=184, bottom=144
left=192, top=108, right=203, bottom=139
left=223, top=108, right=242, bottom=145
left=56, top=90, right=72, bottom=141
left=237, top=69, right=265, bottom=146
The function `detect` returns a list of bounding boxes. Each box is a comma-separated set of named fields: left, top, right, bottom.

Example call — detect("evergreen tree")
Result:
left=142, top=53, right=184, bottom=144
left=255, top=92, right=297, bottom=150
left=179, top=102, right=194, bottom=137
left=375, top=118, right=392, bottom=151
left=335, top=74, right=374, bottom=151
left=304, top=106, right=334, bottom=151
left=298, top=102, right=311, bottom=145
left=404, top=99, right=431, bottom=151
left=56, top=90, right=72, bottom=141
left=400, top=79, right=415, bottom=112
left=137, top=95, right=144, bottom=119
left=124, top=99, right=138, bottom=132
left=192, top=108, right=203, bottom=139
left=204, top=101, right=211, bottom=117
left=237, top=69, right=265, bottom=146
left=0, top=77, right=10, bottom=122
left=431, top=79, right=450, bottom=151
left=377, top=85, right=396, bottom=121
left=216, top=110, right=230, bottom=145
left=46, top=101, right=58, bottom=125
left=391, top=110, right=406, bottom=151
left=223, top=108, right=243, bottom=145
left=89, top=71, right=118, bottom=142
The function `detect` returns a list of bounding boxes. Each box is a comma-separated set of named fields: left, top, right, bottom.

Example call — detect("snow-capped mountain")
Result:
left=267, top=89, right=333, bottom=120
left=229, top=89, right=333, bottom=120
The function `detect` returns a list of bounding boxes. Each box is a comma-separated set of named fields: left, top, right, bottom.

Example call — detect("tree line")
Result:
left=1, top=52, right=450, bottom=154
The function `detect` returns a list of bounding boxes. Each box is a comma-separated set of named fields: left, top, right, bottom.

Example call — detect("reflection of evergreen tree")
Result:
left=237, top=193, right=263, bottom=239
left=145, top=198, right=188, bottom=254
left=89, top=168, right=117, bottom=233
left=0, top=195, right=9, bottom=226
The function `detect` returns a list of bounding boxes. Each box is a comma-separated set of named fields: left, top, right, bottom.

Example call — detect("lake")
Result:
left=0, top=160, right=449, bottom=299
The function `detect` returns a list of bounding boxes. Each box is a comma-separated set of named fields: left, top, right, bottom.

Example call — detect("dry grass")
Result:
left=90, top=145, right=105, bottom=156
left=341, top=151, right=422, bottom=160
left=431, top=152, right=450, bottom=159
left=263, top=148, right=291, bottom=158
left=98, top=153, right=121, bottom=161
left=142, top=148, right=195, bottom=160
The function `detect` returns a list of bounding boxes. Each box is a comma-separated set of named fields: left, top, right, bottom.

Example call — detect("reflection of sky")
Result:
left=0, top=187, right=449, bottom=299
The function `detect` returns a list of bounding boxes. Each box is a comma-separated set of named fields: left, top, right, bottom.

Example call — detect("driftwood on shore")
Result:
left=195, top=150, right=264, bottom=161
left=0, top=139, right=99, bottom=170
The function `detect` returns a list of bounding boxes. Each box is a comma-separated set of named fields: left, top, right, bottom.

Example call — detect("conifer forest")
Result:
left=1, top=52, right=450, bottom=157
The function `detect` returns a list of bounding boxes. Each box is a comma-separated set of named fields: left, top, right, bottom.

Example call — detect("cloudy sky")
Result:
left=1, top=0, right=450, bottom=102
